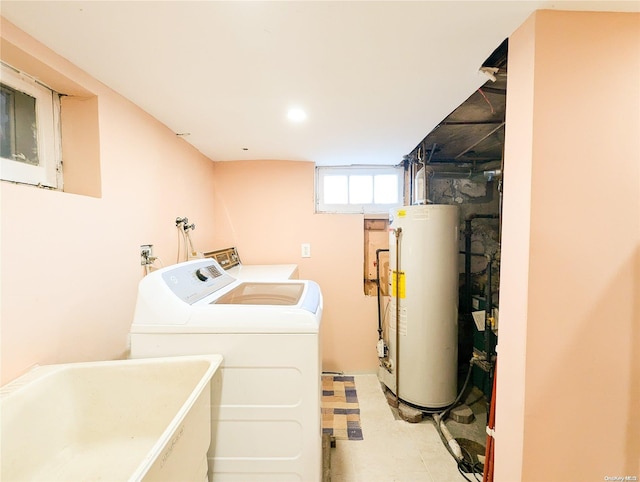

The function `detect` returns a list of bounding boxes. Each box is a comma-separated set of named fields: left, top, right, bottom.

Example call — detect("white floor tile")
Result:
left=330, top=374, right=484, bottom=482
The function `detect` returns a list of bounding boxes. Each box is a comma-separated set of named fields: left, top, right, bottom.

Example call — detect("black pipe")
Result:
left=484, top=255, right=496, bottom=405
left=461, top=214, right=499, bottom=405
left=485, top=255, right=494, bottom=362
left=463, top=214, right=499, bottom=314
left=464, top=220, right=473, bottom=314
left=466, top=214, right=500, bottom=221
left=459, top=251, right=487, bottom=257
left=375, top=248, right=389, bottom=340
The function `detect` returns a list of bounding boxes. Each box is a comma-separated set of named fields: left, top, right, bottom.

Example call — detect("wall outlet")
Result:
left=140, top=244, right=153, bottom=265
left=301, top=243, right=311, bottom=258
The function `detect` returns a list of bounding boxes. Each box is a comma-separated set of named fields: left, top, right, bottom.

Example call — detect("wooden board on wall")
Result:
left=364, top=218, right=389, bottom=296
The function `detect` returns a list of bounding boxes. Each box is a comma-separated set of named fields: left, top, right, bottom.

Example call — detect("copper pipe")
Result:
left=394, top=227, right=402, bottom=404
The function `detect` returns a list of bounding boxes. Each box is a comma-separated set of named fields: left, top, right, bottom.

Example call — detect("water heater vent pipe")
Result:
left=414, top=144, right=436, bottom=205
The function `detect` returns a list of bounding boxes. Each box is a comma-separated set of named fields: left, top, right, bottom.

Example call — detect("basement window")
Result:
left=316, top=165, right=403, bottom=214
left=1, top=62, right=61, bottom=189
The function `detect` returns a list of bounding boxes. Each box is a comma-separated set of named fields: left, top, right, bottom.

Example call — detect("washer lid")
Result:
left=211, top=282, right=304, bottom=305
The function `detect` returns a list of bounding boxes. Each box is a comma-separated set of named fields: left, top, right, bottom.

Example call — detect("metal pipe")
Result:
left=459, top=251, right=487, bottom=257
left=429, top=169, right=473, bottom=179
left=466, top=213, right=500, bottom=222
left=394, top=227, right=402, bottom=404
left=463, top=214, right=499, bottom=315
left=464, top=219, right=473, bottom=314
left=403, top=155, right=413, bottom=205
left=454, top=122, right=505, bottom=160
left=439, top=120, right=504, bottom=126
left=423, top=143, right=436, bottom=204
left=499, top=146, right=505, bottom=244
left=375, top=248, right=389, bottom=340
left=414, top=146, right=423, bottom=205
left=463, top=215, right=498, bottom=320
left=485, top=255, right=494, bottom=366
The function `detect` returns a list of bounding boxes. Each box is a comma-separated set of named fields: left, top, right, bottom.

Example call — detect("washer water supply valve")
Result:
left=140, top=245, right=153, bottom=266
left=176, top=216, right=203, bottom=261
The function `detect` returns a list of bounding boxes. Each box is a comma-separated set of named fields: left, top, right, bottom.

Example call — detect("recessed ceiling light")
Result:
left=287, top=107, right=307, bottom=123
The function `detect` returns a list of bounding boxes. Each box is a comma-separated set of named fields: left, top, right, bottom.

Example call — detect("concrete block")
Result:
left=384, top=388, right=399, bottom=408
left=450, top=404, right=475, bottom=424
left=398, top=403, right=423, bottom=423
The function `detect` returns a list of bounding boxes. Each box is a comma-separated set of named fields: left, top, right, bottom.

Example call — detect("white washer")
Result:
left=129, top=259, right=323, bottom=482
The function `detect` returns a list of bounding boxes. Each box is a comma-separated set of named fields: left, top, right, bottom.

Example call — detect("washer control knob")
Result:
left=195, top=268, right=211, bottom=282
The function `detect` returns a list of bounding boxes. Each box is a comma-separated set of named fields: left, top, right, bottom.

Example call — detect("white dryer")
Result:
left=129, top=259, right=323, bottom=482
left=203, top=246, right=299, bottom=279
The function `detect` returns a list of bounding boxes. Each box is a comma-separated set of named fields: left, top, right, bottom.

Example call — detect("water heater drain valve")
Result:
left=376, top=339, right=387, bottom=358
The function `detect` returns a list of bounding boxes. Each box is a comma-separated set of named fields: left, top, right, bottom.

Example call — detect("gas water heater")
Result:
left=379, top=204, right=459, bottom=409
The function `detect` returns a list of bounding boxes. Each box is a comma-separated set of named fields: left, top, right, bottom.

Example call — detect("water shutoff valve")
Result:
left=140, top=245, right=153, bottom=265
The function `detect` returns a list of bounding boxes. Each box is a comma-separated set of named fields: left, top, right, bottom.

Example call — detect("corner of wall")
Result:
left=60, top=96, right=102, bottom=198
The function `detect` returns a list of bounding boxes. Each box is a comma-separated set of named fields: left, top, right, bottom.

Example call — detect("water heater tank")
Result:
left=383, top=204, right=459, bottom=408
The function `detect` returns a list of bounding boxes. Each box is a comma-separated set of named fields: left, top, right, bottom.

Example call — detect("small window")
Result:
left=1, top=62, right=61, bottom=189
left=316, top=166, right=403, bottom=214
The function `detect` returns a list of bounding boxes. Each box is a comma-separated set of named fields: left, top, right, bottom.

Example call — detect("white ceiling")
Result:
left=2, top=1, right=637, bottom=166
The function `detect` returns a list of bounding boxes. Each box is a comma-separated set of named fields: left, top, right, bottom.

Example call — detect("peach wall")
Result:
left=211, top=160, right=380, bottom=372
left=492, top=12, right=536, bottom=480
left=0, top=19, right=217, bottom=383
left=496, top=10, right=640, bottom=481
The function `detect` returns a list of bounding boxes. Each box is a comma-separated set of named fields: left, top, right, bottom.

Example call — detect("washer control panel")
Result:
left=203, top=246, right=241, bottom=270
left=161, top=259, right=235, bottom=304
left=195, top=263, right=224, bottom=282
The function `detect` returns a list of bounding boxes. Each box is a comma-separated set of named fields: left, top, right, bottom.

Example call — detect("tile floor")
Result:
left=330, top=374, right=487, bottom=482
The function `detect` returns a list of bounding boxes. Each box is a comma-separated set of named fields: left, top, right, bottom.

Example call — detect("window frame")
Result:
left=1, top=62, right=62, bottom=189
left=316, top=165, right=403, bottom=214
